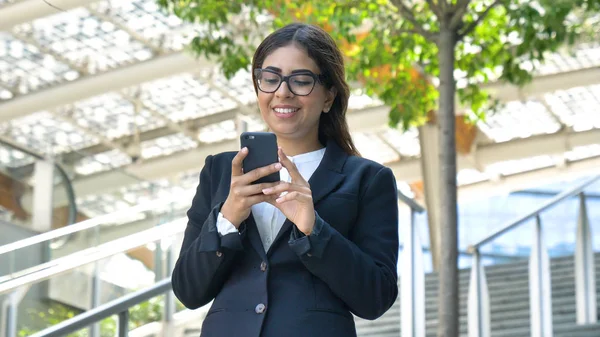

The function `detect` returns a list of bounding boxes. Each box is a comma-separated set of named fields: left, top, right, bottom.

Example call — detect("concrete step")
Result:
left=358, top=318, right=600, bottom=337
left=377, top=296, right=600, bottom=324
left=421, top=274, right=596, bottom=301
left=356, top=253, right=600, bottom=337
left=420, top=254, right=600, bottom=284
left=357, top=309, right=584, bottom=335
left=391, top=284, right=600, bottom=317
left=420, top=260, right=600, bottom=292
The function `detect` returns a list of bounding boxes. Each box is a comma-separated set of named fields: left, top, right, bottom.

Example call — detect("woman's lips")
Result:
left=273, top=107, right=299, bottom=118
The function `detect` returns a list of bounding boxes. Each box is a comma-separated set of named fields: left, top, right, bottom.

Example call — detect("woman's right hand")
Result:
left=220, top=147, right=282, bottom=228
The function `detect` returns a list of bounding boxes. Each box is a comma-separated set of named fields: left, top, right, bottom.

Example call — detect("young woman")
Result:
left=172, top=23, right=399, bottom=337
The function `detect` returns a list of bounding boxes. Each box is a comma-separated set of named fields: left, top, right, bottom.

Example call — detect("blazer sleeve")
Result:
left=288, top=166, right=399, bottom=320
left=171, top=155, right=246, bottom=309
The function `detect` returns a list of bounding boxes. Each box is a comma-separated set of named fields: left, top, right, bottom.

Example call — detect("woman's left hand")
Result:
left=262, top=148, right=315, bottom=235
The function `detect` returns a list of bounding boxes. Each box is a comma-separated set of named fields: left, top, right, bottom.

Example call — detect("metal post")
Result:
left=3, top=286, right=29, bottom=337
left=162, top=245, right=176, bottom=336
left=154, top=242, right=164, bottom=280
left=401, top=208, right=425, bottom=337
left=2, top=295, right=14, bottom=337
left=529, top=215, right=553, bottom=337
left=5, top=299, right=16, bottom=337
left=118, top=310, right=129, bottom=337
left=89, top=224, right=101, bottom=337
left=468, top=250, right=490, bottom=337
left=575, top=193, right=596, bottom=324
left=89, top=262, right=101, bottom=337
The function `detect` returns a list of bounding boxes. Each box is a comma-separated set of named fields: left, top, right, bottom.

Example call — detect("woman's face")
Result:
left=256, top=44, right=335, bottom=143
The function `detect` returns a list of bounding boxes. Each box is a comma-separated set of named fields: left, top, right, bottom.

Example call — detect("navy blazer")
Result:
left=172, top=140, right=399, bottom=337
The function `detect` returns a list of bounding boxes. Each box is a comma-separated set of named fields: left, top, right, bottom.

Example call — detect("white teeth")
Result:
left=273, top=108, right=298, bottom=114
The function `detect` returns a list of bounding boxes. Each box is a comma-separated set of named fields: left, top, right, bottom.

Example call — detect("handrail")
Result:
left=0, top=195, right=189, bottom=256
left=397, top=188, right=425, bottom=213
left=28, top=278, right=172, bottom=337
left=398, top=243, right=524, bottom=261
left=0, top=188, right=418, bottom=257
left=468, top=175, right=600, bottom=252
left=0, top=218, right=186, bottom=295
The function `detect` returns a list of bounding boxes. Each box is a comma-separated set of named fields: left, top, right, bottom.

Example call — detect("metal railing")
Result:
left=0, top=195, right=190, bottom=283
left=29, top=278, right=172, bottom=337
left=466, top=175, right=600, bottom=337
left=1, top=188, right=423, bottom=337
left=0, top=197, right=188, bottom=257
left=1, top=218, right=186, bottom=337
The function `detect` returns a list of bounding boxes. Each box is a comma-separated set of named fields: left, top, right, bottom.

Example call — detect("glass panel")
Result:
left=0, top=32, right=76, bottom=98
left=477, top=100, right=561, bottom=143
left=6, top=226, right=186, bottom=336
left=0, top=111, right=99, bottom=156
left=13, top=8, right=154, bottom=75
left=91, top=0, right=207, bottom=52
left=537, top=42, right=600, bottom=75
left=544, top=84, right=600, bottom=132
left=140, top=74, right=237, bottom=123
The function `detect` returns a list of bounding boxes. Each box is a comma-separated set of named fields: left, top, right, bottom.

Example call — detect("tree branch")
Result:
left=449, top=0, right=471, bottom=29
left=425, top=0, right=442, bottom=18
left=390, top=0, right=437, bottom=42
left=458, top=0, right=503, bottom=39
left=391, top=28, right=423, bottom=36
left=438, top=0, right=449, bottom=14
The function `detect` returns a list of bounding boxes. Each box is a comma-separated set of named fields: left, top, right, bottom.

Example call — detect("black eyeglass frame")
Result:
left=253, top=68, right=327, bottom=96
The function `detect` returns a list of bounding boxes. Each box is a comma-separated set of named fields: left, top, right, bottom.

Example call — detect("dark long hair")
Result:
left=251, top=23, right=360, bottom=157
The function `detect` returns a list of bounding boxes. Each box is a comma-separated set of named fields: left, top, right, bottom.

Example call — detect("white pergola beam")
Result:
left=475, top=128, right=600, bottom=164
left=483, top=66, right=600, bottom=102
left=0, top=0, right=98, bottom=31
left=458, top=156, right=600, bottom=202
left=386, top=128, right=600, bottom=182
left=0, top=53, right=212, bottom=122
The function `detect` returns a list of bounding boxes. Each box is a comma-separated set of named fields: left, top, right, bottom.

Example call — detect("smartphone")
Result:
left=240, top=131, right=280, bottom=184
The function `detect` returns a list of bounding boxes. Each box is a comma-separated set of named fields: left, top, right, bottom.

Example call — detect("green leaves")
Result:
left=157, top=0, right=599, bottom=130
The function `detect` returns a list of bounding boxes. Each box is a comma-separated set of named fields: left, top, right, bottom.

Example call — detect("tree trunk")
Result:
left=436, top=26, right=459, bottom=337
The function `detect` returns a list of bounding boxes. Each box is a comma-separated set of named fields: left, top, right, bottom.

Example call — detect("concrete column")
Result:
left=417, top=123, right=442, bottom=269
left=31, top=159, right=55, bottom=232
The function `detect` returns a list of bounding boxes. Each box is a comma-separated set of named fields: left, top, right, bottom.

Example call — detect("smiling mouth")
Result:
left=273, top=107, right=299, bottom=115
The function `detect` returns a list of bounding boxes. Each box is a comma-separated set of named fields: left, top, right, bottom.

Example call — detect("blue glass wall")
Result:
left=409, top=175, right=600, bottom=273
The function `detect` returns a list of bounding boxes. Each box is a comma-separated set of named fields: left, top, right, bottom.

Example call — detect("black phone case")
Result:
left=240, top=132, right=280, bottom=184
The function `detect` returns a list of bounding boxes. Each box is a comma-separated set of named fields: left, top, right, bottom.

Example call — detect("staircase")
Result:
left=355, top=253, right=600, bottom=337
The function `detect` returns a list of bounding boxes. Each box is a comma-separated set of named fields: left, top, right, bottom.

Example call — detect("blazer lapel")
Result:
left=244, top=212, right=268, bottom=260
left=269, top=140, right=348, bottom=251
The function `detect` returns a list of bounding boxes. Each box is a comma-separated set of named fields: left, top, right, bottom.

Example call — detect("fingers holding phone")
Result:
left=221, top=132, right=282, bottom=227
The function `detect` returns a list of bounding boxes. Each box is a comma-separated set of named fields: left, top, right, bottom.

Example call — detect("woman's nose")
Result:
left=275, top=80, right=293, bottom=97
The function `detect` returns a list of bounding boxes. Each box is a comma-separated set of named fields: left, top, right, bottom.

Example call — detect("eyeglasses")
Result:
left=254, top=68, right=326, bottom=96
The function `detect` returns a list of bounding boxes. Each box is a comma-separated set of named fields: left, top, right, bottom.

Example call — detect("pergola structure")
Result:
left=1, top=0, right=599, bottom=260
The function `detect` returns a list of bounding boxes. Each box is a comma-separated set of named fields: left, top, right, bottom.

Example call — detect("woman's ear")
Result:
left=324, top=87, right=337, bottom=113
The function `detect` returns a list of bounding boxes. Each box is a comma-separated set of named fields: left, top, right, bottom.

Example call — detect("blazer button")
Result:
left=216, top=251, right=223, bottom=257
left=260, top=262, right=267, bottom=272
left=255, top=303, right=266, bottom=314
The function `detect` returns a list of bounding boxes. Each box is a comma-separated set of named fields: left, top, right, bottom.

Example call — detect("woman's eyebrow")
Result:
left=264, top=66, right=314, bottom=74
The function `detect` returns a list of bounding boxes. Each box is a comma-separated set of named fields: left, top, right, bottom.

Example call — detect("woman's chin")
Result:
left=266, top=122, right=300, bottom=136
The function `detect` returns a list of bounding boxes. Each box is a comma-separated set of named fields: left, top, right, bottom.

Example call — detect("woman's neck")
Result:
left=277, top=136, right=324, bottom=157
